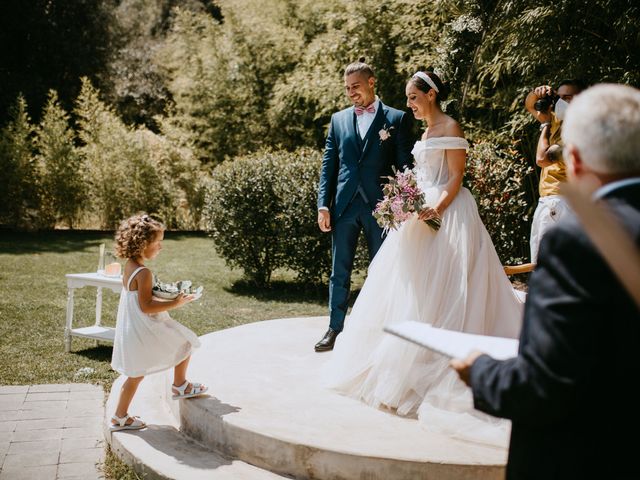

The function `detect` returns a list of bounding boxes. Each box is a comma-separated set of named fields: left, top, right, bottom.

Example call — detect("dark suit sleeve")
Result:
left=394, top=111, right=414, bottom=171
left=317, top=115, right=338, bottom=210
left=469, top=224, right=599, bottom=425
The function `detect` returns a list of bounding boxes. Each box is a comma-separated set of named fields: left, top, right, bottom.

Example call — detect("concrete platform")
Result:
left=105, top=375, right=288, bottom=479
left=106, top=317, right=508, bottom=480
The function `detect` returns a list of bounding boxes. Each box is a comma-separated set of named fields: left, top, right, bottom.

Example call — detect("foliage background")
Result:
left=1, top=0, right=638, bottom=275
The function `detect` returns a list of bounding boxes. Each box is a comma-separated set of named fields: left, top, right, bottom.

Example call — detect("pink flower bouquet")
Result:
left=373, top=167, right=441, bottom=232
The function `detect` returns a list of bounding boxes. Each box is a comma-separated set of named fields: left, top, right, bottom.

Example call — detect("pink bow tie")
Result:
left=355, top=104, right=375, bottom=116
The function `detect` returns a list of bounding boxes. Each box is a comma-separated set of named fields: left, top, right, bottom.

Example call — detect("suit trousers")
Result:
left=329, top=194, right=384, bottom=332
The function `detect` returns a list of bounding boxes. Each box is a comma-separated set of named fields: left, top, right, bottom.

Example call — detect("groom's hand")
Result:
left=318, top=210, right=331, bottom=232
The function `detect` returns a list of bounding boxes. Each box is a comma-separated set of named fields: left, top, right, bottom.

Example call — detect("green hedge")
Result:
left=203, top=149, right=332, bottom=286
left=465, top=140, right=534, bottom=264
left=204, top=143, right=532, bottom=286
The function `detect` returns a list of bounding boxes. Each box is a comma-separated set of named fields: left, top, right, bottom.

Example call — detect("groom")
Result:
left=315, top=58, right=413, bottom=352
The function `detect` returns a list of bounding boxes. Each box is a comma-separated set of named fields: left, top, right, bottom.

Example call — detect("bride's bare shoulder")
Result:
left=444, top=118, right=465, bottom=138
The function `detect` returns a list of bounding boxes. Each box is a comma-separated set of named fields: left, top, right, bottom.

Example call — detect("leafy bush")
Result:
left=204, top=149, right=333, bottom=285
left=203, top=151, right=286, bottom=286
left=131, top=128, right=206, bottom=230
left=465, top=140, right=535, bottom=264
left=274, top=149, right=332, bottom=283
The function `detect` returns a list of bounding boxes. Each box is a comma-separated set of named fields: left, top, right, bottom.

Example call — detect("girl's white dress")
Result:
left=323, top=137, right=524, bottom=447
left=111, top=266, right=201, bottom=378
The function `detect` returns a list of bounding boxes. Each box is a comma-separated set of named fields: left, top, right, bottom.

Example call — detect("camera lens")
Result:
left=534, top=97, right=552, bottom=112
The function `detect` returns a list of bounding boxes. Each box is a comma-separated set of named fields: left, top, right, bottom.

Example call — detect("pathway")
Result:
left=0, top=384, right=105, bottom=480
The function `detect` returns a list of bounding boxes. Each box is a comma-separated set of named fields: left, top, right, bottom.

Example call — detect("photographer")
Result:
left=525, top=79, right=586, bottom=262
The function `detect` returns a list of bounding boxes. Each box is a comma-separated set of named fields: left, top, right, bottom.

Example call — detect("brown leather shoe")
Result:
left=314, top=328, right=339, bottom=352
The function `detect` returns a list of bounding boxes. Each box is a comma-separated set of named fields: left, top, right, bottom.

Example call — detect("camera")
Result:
left=534, top=93, right=559, bottom=112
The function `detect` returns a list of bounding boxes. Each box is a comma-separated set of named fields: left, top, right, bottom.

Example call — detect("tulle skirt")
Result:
left=322, top=187, right=524, bottom=447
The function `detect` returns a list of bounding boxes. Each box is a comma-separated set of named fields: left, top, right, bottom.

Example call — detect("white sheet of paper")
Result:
left=384, top=321, right=519, bottom=360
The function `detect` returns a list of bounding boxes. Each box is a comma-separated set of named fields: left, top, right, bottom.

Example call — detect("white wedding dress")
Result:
left=323, top=137, right=524, bottom=447
left=111, top=266, right=201, bottom=378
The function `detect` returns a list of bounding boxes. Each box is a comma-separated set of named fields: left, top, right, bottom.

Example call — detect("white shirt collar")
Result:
left=356, top=96, right=380, bottom=114
left=370, top=96, right=380, bottom=113
left=355, top=96, right=381, bottom=139
left=594, top=177, right=640, bottom=199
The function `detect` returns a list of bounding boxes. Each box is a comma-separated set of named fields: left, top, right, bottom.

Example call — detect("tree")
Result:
left=0, top=0, right=117, bottom=125
left=35, top=91, right=87, bottom=228
left=158, top=2, right=305, bottom=163
left=266, top=0, right=418, bottom=149
left=74, top=78, right=157, bottom=228
left=0, top=96, right=39, bottom=229
left=104, top=0, right=223, bottom=129
left=75, top=77, right=204, bottom=229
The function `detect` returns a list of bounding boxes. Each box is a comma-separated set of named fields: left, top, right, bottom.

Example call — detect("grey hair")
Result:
left=562, top=84, right=640, bottom=175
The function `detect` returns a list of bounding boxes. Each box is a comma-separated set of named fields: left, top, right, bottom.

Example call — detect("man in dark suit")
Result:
left=315, top=59, right=413, bottom=352
left=452, top=83, right=640, bottom=479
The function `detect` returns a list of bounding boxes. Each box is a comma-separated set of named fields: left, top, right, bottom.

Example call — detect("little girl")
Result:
left=110, top=213, right=207, bottom=431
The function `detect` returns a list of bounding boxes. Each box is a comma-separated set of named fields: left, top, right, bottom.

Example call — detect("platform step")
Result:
left=105, top=376, right=289, bottom=480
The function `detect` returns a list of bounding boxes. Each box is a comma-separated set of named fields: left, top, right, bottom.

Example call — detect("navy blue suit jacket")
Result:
left=317, top=102, right=413, bottom=218
left=470, top=180, right=640, bottom=480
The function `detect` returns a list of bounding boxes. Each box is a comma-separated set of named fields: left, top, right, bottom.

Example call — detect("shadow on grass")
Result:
left=163, top=231, right=209, bottom=241
left=226, top=279, right=362, bottom=306
left=0, top=230, right=109, bottom=255
left=72, top=344, right=114, bottom=362
left=0, top=229, right=209, bottom=255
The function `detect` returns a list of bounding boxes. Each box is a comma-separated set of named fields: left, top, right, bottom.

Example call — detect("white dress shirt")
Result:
left=356, top=96, right=380, bottom=139
left=594, top=177, right=640, bottom=199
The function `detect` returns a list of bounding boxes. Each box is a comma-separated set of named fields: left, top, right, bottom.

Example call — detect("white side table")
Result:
left=64, top=272, right=123, bottom=352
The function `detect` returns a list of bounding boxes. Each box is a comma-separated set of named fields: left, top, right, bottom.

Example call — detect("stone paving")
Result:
left=0, top=384, right=105, bottom=480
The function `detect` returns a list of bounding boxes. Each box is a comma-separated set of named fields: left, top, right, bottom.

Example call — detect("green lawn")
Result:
left=0, top=230, right=341, bottom=388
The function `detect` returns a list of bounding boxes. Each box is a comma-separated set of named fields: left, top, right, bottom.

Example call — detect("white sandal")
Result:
left=172, top=380, right=208, bottom=400
left=110, top=414, right=146, bottom=431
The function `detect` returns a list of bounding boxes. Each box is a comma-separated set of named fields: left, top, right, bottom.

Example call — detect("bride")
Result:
left=323, top=70, right=524, bottom=446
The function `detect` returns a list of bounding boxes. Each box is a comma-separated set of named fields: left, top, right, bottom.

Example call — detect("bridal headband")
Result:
left=413, top=71, right=439, bottom=93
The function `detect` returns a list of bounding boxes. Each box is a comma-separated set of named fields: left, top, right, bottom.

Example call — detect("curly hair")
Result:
left=114, top=213, right=165, bottom=259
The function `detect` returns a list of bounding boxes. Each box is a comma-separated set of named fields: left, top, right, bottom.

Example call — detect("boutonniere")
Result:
left=379, top=124, right=395, bottom=144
